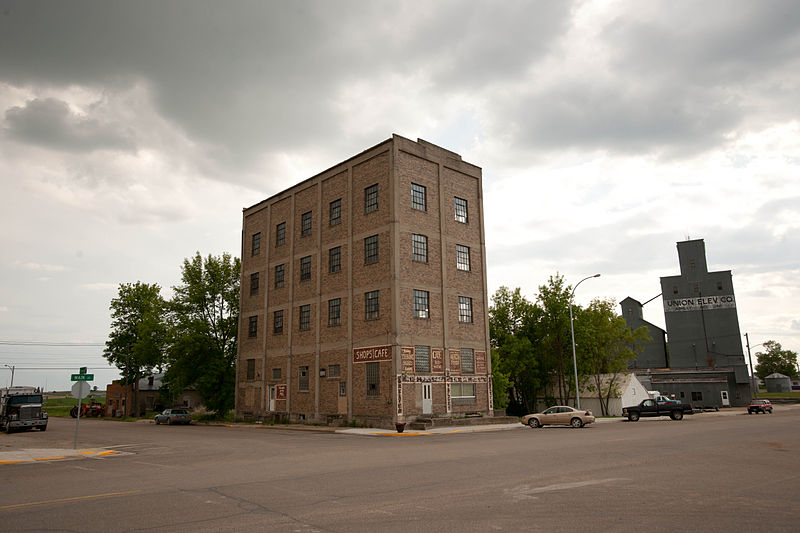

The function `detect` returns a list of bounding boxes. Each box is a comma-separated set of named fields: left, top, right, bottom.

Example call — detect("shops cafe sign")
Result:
left=664, top=294, right=736, bottom=312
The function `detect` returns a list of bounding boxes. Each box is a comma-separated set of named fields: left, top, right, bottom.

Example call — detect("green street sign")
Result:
left=71, top=374, right=94, bottom=381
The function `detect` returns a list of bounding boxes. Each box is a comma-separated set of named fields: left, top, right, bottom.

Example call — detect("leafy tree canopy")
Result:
left=754, top=341, right=799, bottom=379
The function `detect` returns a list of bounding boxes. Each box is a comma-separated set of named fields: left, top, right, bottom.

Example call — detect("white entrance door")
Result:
left=269, top=386, right=276, bottom=411
left=720, top=390, right=730, bottom=407
left=422, top=383, right=432, bottom=415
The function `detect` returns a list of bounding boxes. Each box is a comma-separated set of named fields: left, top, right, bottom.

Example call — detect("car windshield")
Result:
left=8, top=395, right=43, bottom=405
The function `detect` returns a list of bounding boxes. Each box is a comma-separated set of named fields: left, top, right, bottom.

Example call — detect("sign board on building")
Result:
left=664, top=295, right=736, bottom=313
left=276, top=384, right=287, bottom=400
left=353, top=345, right=392, bottom=363
left=449, top=349, right=461, bottom=373
left=401, top=346, right=415, bottom=373
left=431, top=348, right=444, bottom=373
left=475, top=351, right=487, bottom=374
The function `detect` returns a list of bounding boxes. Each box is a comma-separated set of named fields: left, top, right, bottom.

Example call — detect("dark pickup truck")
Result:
left=622, top=399, right=694, bottom=421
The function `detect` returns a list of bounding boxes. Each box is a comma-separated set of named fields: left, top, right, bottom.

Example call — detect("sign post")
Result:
left=70, top=370, right=93, bottom=449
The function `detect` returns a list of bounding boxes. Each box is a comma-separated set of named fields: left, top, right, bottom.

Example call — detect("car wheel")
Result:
left=768, top=409, right=773, bottom=414
left=167, top=418, right=173, bottom=425
left=70, top=406, right=78, bottom=418
left=671, top=410, right=684, bottom=421
left=528, top=418, right=540, bottom=428
left=570, top=417, right=583, bottom=428
left=39, top=425, right=47, bottom=431
left=628, top=412, right=640, bottom=422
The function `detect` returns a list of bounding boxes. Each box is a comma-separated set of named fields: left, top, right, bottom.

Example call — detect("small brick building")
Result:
left=235, top=135, right=492, bottom=427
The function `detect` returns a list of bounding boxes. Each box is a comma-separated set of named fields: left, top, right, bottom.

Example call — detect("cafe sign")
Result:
left=353, top=345, right=392, bottom=363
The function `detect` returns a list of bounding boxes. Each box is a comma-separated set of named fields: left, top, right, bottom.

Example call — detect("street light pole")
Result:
left=4, top=364, right=14, bottom=388
left=570, top=274, right=600, bottom=410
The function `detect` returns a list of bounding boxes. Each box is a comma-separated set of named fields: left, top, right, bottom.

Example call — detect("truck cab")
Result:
left=0, top=386, right=48, bottom=432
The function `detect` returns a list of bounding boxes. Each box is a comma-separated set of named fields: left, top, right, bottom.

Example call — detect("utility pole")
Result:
left=744, top=333, right=758, bottom=399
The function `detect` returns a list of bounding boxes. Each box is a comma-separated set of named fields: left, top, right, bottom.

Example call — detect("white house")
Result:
left=578, top=372, right=649, bottom=416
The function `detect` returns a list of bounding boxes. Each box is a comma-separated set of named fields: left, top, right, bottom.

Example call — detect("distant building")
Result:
left=625, top=239, right=751, bottom=408
left=235, top=135, right=492, bottom=427
left=620, top=297, right=668, bottom=368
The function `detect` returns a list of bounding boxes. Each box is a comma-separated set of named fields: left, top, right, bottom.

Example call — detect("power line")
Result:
left=0, top=341, right=106, bottom=346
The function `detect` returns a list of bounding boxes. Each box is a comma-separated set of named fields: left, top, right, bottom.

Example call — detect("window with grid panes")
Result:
left=328, top=364, right=341, bottom=378
left=454, top=197, right=468, bottom=223
left=365, top=184, right=378, bottom=213
left=274, top=264, right=285, bottom=288
left=246, top=359, right=255, bottom=380
left=339, top=381, right=347, bottom=397
left=301, top=211, right=312, bottom=236
left=328, top=298, right=341, bottom=326
left=273, top=310, right=283, bottom=334
left=276, top=222, right=286, bottom=246
left=248, top=316, right=258, bottom=338
left=299, top=366, right=309, bottom=391
left=364, top=235, right=378, bottom=264
left=299, top=304, right=311, bottom=330
left=415, top=345, right=431, bottom=373
left=461, top=348, right=475, bottom=374
left=411, top=183, right=426, bottom=211
left=365, top=290, right=379, bottom=319
left=251, top=232, right=261, bottom=255
left=458, top=296, right=473, bottom=323
left=412, top=234, right=427, bottom=262
left=272, top=367, right=281, bottom=380
left=413, top=290, right=429, bottom=319
left=366, top=362, right=379, bottom=396
left=329, top=198, right=341, bottom=226
left=250, top=272, right=259, bottom=295
left=300, top=256, right=312, bottom=281
left=456, top=244, right=470, bottom=271
left=329, top=246, right=341, bottom=273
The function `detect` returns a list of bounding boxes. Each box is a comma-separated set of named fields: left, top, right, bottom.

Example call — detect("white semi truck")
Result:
left=0, top=386, right=48, bottom=432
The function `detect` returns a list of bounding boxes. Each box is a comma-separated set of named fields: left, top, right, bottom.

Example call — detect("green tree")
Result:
left=576, top=298, right=649, bottom=415
left=104, top=282, right=167, bottom=416
left=166, top=252, right=240, bottom=416
left=754, top=341, right=799, bottom=380
left=536, top=274, right=573, bottom=405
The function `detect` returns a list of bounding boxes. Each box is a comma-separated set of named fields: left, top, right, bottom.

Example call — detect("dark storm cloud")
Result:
left=492, top=1, right=800, bottom=159
left=4, top=97, right=134, bottom=152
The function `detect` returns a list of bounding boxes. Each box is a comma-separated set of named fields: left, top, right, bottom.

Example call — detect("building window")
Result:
left=365, top=290, right=380, bottom=320
left=300, top=256, right=312, bottom=281
left=299, top=366, right=309, bottom=391
left=273, top=310, right=283, bottom=334
left=301, top=211, right=312, bottom=236
left=251, top=232, right=261, bottom=256
left=365, top=184, right=378, bottom=213
left=413, top=290, right=429, bottom=319
left=364, top=235, right=379, bottom=264
left=329, top=198, right=342, bottom=226
left=299, top=304, right=311, bottom=331
left=250, top=272, right=260, bottom=295
left=272, top=367, right=281, bottom=380
left=248, top=316, right=258, bottom=338
left=246, top=359, right=255, bottom=380
left=451, top=383, right=475, bottom=399
left=276, top=222, right=286, bottom=246
left=456, top=245, right=470, bottom=271
left=412, top=234, right=428, bottom=263
left=717, top=281, right=723, bottom=291
left=366, top=362, right=379, bottom=396
left=692, top=391, right=703, bottom=402
left=415, top=345, right=431, bottom=373
left=274, top=264, right=285, bottom=288
left=411, top=183, right=426, bottom=211
left=328, top=364, right=341, bottom=378
left=328, top=298, right=341, bottom=326
left=459, top=296, right=473, bottom=323
left=461, top=348, right=475, bottom=374
left=339, top=381, right=347, bottom=397
left=454, top=197, right=468, bottom=223
left=673, top=285, right=678, bottom=295
left=329, top=246, right=341, bottom=273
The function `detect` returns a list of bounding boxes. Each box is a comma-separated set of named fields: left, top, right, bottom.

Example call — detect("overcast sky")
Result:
left=1, top=0, right=798, bottom=391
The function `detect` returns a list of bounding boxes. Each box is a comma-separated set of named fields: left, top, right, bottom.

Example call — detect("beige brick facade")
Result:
left=236, top=135, right=491, bottom=427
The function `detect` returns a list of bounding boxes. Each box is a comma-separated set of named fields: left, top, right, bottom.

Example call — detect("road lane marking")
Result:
left=0, top=489, right=143, bottom=511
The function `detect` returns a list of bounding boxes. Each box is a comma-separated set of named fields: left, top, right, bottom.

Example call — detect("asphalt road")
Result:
left=1, top=407, right=798, bottom=532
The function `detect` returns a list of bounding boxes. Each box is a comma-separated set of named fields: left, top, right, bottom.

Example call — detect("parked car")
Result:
left=154, top=408, right=192, bottom=425
left=622, top=399, right=694, bottom=421
left=747, top=399, right=773, bottom=414
left=521, top=406, right=595, bottom=428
